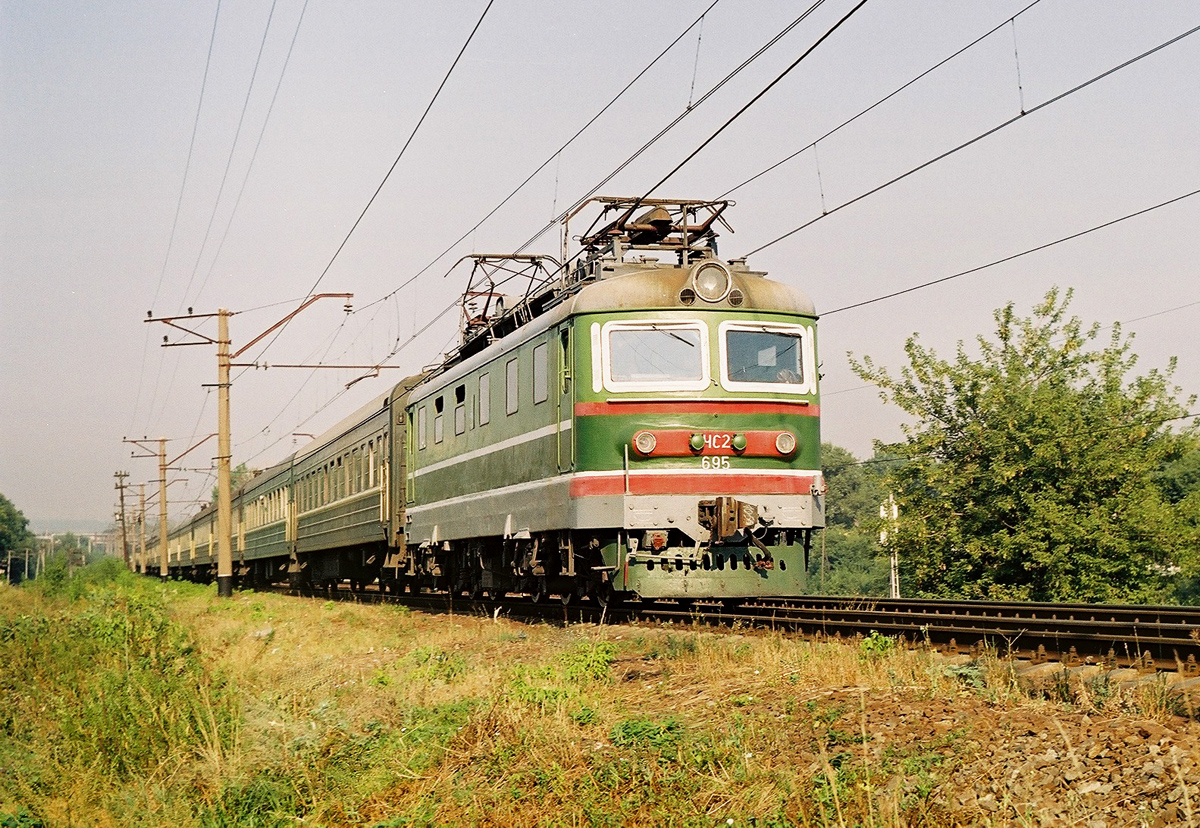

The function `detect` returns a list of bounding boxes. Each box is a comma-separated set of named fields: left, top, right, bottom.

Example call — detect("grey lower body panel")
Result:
left=406, top=473, right=823, bottom=545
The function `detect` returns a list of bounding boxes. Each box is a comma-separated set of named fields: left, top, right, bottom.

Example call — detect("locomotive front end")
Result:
left=570, top=245, right=824, bottom=600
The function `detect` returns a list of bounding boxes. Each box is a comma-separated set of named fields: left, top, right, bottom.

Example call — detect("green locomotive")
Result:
left=163, top=198, right=824, bottom=602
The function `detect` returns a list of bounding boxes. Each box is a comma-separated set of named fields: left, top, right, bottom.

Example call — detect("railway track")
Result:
left=269, top=583, right=1200, bottom=679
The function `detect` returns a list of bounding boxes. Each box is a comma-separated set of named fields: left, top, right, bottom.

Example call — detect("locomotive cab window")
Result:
left=600, top=320, right=709, bottom=392
left=719, top=321, right=816, bottom=394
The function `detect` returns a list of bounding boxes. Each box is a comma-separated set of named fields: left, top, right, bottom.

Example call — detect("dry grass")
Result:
left=2, top=572, right=1197, bottom=827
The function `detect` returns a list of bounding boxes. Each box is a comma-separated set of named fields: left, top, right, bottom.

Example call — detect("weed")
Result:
left=561, top=641, right=616, bottom=683
left=509, top=665, right=571, bottom=710
left=944, top=661, right=986, bottom=690
left=409, top=645, right=467, bottom=683
left=610, top=716, right=684, bottom=753
left=199, top=773, right=300, bottom=828
left=859, top=629, right=897, bottom=660
left=571, top=706, right=600, bottom=726
left=0, top=810, right=44, bottom=828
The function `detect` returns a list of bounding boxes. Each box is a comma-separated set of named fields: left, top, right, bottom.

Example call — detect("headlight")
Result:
left=691, top=261, right=732, bottom=302
left=775, top=432, right=797, bottom=455
left=633, top=431, right=657, bottom=455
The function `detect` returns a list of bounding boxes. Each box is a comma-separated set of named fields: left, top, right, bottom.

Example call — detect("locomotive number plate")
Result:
left=701, top=433, right=735, bottom=449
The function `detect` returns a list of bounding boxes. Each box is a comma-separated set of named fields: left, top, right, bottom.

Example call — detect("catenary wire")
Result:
left=352, top=0, right=724, bottom=319
left=747, top=20, right=1200, bottom=258
left=147, top=0, right=281, bottom=433
left=716, top=0, right=1042, bottom=200
left=824, top=187, right=1200, bottom=315
left=190, top=0, right=311, bottom=307
left=237, top=0, right=496, bottom=379
left=177, top=0, right=281, bottom=311
left=636, top=0, right=870, bottom=202
left=131, top=0, right=224, bottom=435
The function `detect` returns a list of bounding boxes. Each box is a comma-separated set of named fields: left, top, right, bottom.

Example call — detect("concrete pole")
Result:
left=138, top=484, right=147, bottom=575
left=158, top=439, right=169, bottom=580
left=216, top=308, right=234, bottom=597
left=115, top=471, right=130, bottom=568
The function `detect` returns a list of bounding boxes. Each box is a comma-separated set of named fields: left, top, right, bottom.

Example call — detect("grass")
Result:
left=0, top=564, right=1194, bottom=827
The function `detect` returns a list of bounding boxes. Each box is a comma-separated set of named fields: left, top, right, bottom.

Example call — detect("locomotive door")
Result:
left=556, top=325, right=574, bottom=472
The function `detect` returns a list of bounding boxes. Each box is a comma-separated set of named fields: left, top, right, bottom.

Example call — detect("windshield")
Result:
left=725, top=328, right=803, bottom=385
left=608, top=325, right=704, bottom=384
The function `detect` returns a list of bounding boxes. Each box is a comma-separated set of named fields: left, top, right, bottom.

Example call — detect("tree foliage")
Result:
left=0, top=494, right=34, bottom=553
left=851, top=288, right=1200, bottom=603
left=813, top=443, right=890, bottom=596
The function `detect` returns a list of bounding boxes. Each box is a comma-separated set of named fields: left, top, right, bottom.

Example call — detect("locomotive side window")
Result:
left=454, top=384, right=466, bottom=434
left=506, top=358, right=519, bottom=415
left=434, top=397, right=444, bottom=444
left=601, top=320, right=709, bottom=392
left=532, top=342, right=548, bottom=404
left=719, top=321, right=816, bottom=394
left=478, top=373, right=491, bottom=425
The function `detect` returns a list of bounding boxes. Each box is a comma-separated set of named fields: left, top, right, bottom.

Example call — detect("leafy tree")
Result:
left=0, top=493, right=34, bottom=554
left=813, top=443, right=890, bottom=595
left=851, top=288, right=1200, bottom=603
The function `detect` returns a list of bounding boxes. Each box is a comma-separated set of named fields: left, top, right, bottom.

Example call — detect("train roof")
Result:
left=568, top=257, right=816, bottom=317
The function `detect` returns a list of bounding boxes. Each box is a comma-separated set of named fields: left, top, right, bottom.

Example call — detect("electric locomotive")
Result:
left=399, top=197, right=824, bottom=603
left=157, top=197, right=824, bottom=603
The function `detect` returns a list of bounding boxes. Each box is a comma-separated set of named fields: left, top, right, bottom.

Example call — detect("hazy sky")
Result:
left=2, top=1, right=1198, bottom=532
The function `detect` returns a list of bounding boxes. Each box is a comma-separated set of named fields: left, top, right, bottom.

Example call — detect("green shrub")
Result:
left=610, top=716, right=684, bottom=752
left=561, top=641, right=616, bottom=683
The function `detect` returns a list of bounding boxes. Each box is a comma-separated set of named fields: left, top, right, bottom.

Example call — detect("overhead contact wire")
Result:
left=242, top=0, right=497, bottom=373
left=132, top=0, right=224, bottom=435
left=824, top=187, right=1200, bottom=315
left=191, top=0, right=312, bottom=306
left=637, top=0, right=870, bottom=202
left=353, top=0, right=724, bottom=317
left=178, top=0, right=281, bottom=311
left=717, top=0, right=1043, bottom=199
left=748, top=20, right=1200, bottom=257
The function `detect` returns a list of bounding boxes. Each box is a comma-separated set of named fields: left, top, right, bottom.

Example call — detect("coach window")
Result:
left=506, top=357, right=519, bottom=415
left=454, top=384, right=466, bottom=435
left=417, top=406, right=428, bottom=450
left=434, top=397, right=445, bottom=444
left=533, top=342, right=548, bottom=404
left=478, top=373, right=491, bottom=425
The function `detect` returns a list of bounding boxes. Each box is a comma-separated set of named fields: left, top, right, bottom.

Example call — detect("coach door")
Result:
left=556, top=325, right=574, bottom=472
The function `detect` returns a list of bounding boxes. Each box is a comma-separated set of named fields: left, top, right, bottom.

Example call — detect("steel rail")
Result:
left=252, top=582, right=1200, bottom=675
